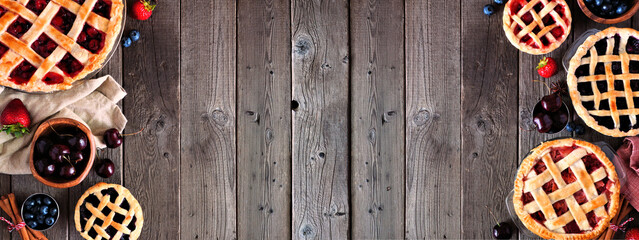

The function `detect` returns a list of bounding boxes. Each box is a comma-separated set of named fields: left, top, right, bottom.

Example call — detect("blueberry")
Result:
left=49, top=207, right=57, bottom=216
left=129, top=30, right=140, bottom=42
left=36, top=214, right=45, bottom=224
left=483, top=4, right=495, bottom=16
left=565, top=122, right=576, bottom=132
left=584, top=0, right=593, bottom=2
left=575, top=124, right=586, bottom=135
left=602, top=4, right=612, bottom=11
left=595, top=0, right=604, bottom=6
left=45, top=217, right=55, bottom=226
left=616, top=3, right=628, bottom=14
left=24, top=205, right=35, bottom=213
left=122, top=37, right=132, bottom=48
left=42, top=197, right=52, bottom=205
left=494, top=0, right=505, bottom=5
left=34, top=197, right=42, bottom=205
left=24, top=199, right=35, bottom=207
left=39, top=206, right=49, bottom=215
left=26, top=221, right=37, bottom=229
left=23, top=213, right=34, bottom=220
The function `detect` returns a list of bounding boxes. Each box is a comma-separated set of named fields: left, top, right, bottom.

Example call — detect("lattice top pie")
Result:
left=0, top=0, right=122, bottom=92
left=567, top=27, right=639, bottom=137
left=503, top=0, right=572, bottom=55
left=74, top=182, right=144, bottom=240
left=513, top=139, right=620, bottom=239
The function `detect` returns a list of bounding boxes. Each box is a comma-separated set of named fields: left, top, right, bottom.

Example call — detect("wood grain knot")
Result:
left=300, top=224, right=315, bottom=238
left=342, top=55, right=349, bottom=63
left=265, top=128, right=274, bottom=143
left=294, top=38, right=312, bottom=56
left=413, top=109, right=430, bottom=126
left=291, top=100, right=300, bottom=110
left=318, top=152, right=325, bottom=158
left=368, top=128, right=376, bottom=143
left=383, top=111, right=397, bottom=123
left=245, top=111, right=260, bottom=123
left=207, top=110, right=228, bottom=126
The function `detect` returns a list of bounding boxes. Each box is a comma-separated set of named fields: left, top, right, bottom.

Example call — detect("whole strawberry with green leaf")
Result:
left=537, top=57, right=558, bottom=78
left=131, top=0, right=156, bottom=20
left=1, top=99, right=31, bottom=137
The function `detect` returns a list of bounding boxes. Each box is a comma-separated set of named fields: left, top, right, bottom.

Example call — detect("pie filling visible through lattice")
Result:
left=568, top=28, right=639, bottom=136
left=513, top=139, right=619, bottom=239
left=503, top=0, right=571, bottom=55
left=0, top=0, right=122, bottom=92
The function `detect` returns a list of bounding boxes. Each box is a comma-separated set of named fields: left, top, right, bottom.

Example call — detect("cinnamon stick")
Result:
left=6, top=194, right=29, bottom=240
left=0, top=195, right=47, bottom=240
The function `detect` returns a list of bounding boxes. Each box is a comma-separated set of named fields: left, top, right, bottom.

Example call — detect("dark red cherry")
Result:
left=533, top=112, right=554, bottom=133
left=492, top=222, right=513, bottom=239
left=49, top=144, right=70, bottom=163
left=70, top=151, right=83, bottom=163
left=59, top=165, right=76, bottom=178
left=103, top=128, right=122, bottom=148
left=96, top=159, right=114, bottom=178
left=35, top=137, right=53, bottom=155
left=66, top=132, right=88, bottom=151
left=541, top=93, right=562, bottom=112
left=551, top=109, right=569, bottom=130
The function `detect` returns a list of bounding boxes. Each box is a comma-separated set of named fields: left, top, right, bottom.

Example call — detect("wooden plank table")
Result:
left=1, top=0, right=637, bottom=239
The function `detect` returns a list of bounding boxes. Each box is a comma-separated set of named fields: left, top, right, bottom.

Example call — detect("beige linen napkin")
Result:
left=0, top=75, right=127, bottom=175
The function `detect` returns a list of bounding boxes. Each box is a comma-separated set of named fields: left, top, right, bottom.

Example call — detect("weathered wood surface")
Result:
left=291, top=0, right=350, bottom=239
left=350, top=0, right=405, bottom=239
left=237, top=0, right=292, bottom=239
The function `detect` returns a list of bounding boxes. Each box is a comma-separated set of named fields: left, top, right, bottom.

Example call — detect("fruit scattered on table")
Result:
left=483, top=4, right=496, bottom=15
left=565, top=122, right=575, bottom=132
left=34, top=126, right=90, bottom=180
left=585, top=0, right=630, bottom=19
left=96, top=158, right=115, bottom=178
left=627, top=228, right=639, bottom=240
left=486, top=206, right=513, bottom=239
left=122, top=37, right=132, bottom=48
left=574, top=124, right=586, bottom=135
left=104, top=128, right=123, bottom=148
left=131, top=0, right=156, bottom=20
left=1, top=99, right=31, bottom=137
left=494, top=0, right=505, bottom=5
left=22, top=194, right=58, bottom=231
left=537, top=57, right=558, bottom=78
left=130, top=30, right=140, bottom=42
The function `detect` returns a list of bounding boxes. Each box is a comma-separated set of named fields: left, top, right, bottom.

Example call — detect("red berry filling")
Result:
left=586, top=211, right=599, bottom=228
left=77, top=24, right=105, bottom=54
left=530, top=210, right=546, bottom=224
left=564, top=220, right=581, bottom=233
left=92, top=0, right=112, bottom=19
left=56, top=53, right=83, bottom=77
left=72, top=0, right=85, bottom=4
left=552, top=199, right=568, bottom=216
left=522, top=192, right=534, bottom=205
left=51, top=8, right=76, bottom=35
left=42, top=72, right=64, bottom=85
left=533, top=160, right=547, bottom=174
left=9, top=61, right=36, bottom=85
left=574, top=190, right=588, bottom=204
left=0, top=43, right=9, bottom=58
left=549, top=146, right=576, bottom=162
left=31, top=34, right=57, bottom=58
left=0, top=7, right=7, bottom=18
left=26, top=0, right=49, bottom=14
left=542, top=180, right=558, bottom=194
left=583, top=154, right=604, bottom=173
left=7, top=17, right=32, bottom=39
left=521, top=12, right=534, bottom=24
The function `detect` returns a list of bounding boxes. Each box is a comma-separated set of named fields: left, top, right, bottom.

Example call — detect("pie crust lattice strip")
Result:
left=74, top=182, right=144, bottom=240
left=513, top=139, right=620, bottom=240
left=503, top=0, right=572, bottom=55
left=568, top=27, right=639, bottom=137
left=0, top=0, right=122, bottom=92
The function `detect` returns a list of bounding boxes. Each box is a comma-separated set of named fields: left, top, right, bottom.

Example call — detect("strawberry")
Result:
left=1, top=99, right=31, bottom=137
left=537, top=57, right=558, bottom=78
left=626, top=228, right=639, bottom=240
left=131, top=0, right=156, bottom=20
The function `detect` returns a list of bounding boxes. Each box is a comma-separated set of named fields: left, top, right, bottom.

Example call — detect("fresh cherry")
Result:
left=533, top=112, right=554, bottom=133
left=66, top=132, right=88, bottom=151
left=492, top=222, right=513, bottom=239
left=103, top=128, right=122, bottom=148
left=59, top=165, right=76, bottom=178
left=96, top=159, right=114, bottom=178
left=70, top=151, right=83, bottom=163
left=541, top=92, right=562, bottom=112
left=35, top=137, right=53, bottom=155
left=551, top=108, right=569, bottom=130
left=48, top=144, right=70, bottom=163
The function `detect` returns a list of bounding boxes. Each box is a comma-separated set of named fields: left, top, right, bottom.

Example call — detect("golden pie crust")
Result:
left=0, top=0, right=123, bottom=92
left=513, top=139, right=620, bottom=240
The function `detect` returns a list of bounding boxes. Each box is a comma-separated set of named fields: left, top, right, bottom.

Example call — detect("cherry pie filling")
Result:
left=51, top=7, right=76, bottom=35
left=77, top=24, right=106, bottom=54
left=7, top=17, right=32, bottom=39
left=31, top=34, right=57, bottom=58
left=575, top=34, right=639, bottom=132
left=56, top=53, right=83, bottom=77
left=79, top=188, right=136, bottom=240
left=521, top=146, right=614, bottom=234
left=9, top=61, right=36, bottom=85
left=26, top=0, right=49, bottom=14
left=508, top=0, right=569, bottom=49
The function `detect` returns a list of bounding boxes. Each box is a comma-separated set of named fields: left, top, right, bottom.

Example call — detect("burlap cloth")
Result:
left=0, top=75, right=126, bottom=174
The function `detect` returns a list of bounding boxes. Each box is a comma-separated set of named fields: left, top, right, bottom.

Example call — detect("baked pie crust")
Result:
left=503, top=0, right=572, bottom=55
left=0, top=0, right=123, bottom=92
left=513, top=139, right=620, bottom=239
left=567, top=27, right=639, bottom=137
left=74, top=182, right=143, bottom=240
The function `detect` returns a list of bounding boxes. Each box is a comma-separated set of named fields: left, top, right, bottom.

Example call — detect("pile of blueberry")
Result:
left=122, top=30, right=140, bottom=48
left=33, top=126, right=90, bottom=180
left=21, top=194, right=58, bottom=231
left=584, top=0, right=630, bottom=18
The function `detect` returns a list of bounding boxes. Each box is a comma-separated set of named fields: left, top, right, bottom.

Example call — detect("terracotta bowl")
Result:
left=577, top=0, right=639, bottom=24
left=29, top=118, right=95, bottom=188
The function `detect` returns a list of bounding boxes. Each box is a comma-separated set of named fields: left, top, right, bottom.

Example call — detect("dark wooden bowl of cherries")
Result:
left=30, top=118, right=96, bottom=188
left=533, top=82, right=571, bottom=134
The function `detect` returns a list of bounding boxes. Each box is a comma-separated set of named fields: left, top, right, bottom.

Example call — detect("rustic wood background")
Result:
left=1, top=0, right=637, bottom=239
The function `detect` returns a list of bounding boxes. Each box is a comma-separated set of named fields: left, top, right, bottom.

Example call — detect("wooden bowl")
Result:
left=577, top=0, right=639, bottom=24
left=29, top=118, right=95, bottom=188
